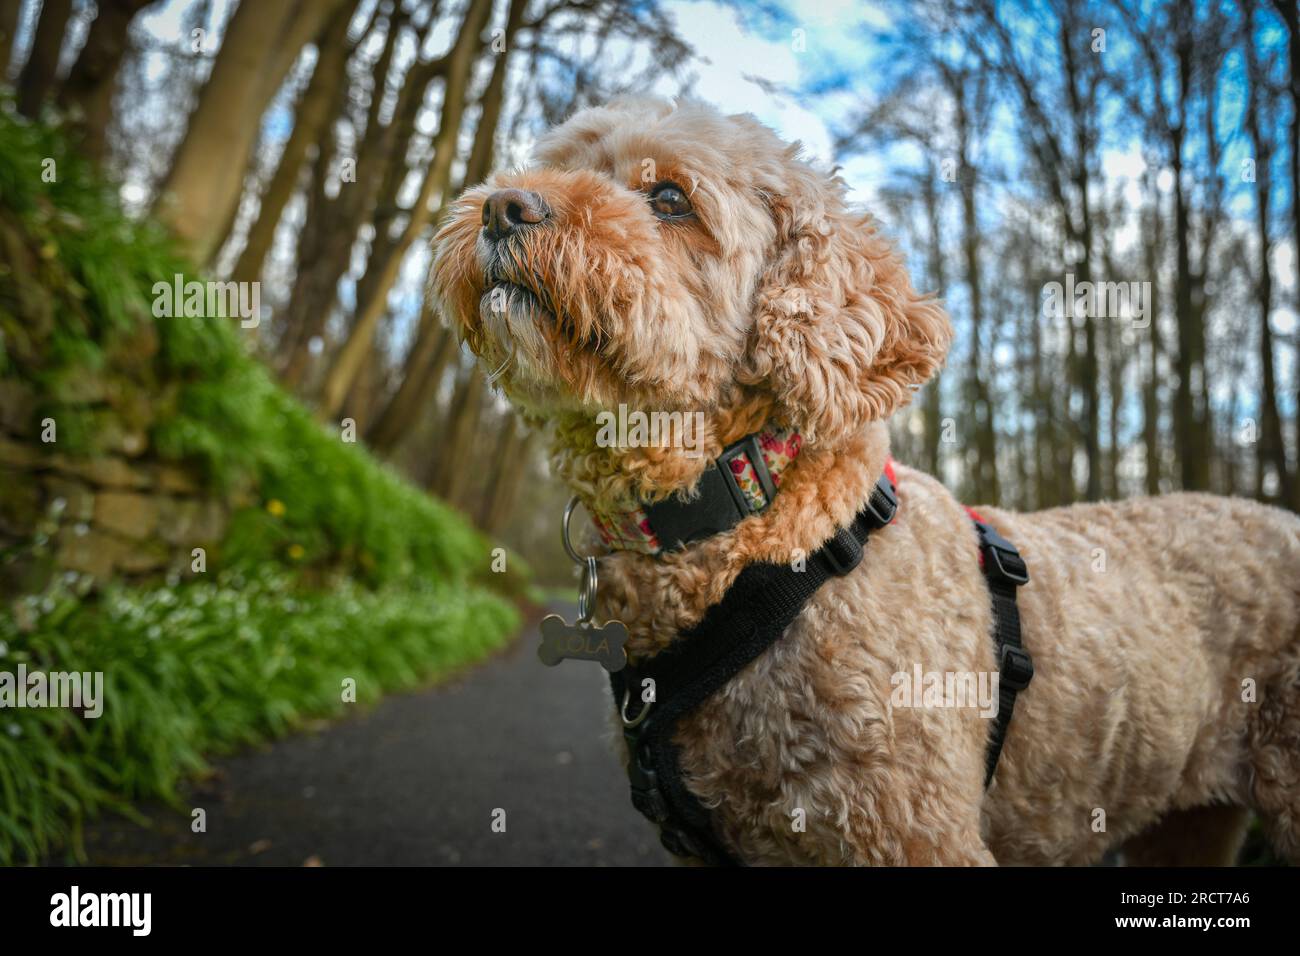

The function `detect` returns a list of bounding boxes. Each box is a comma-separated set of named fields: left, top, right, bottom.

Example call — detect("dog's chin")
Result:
left=479, top=285, right=545, bottom=374
left=475, top=284, right=599, bottom=412
left=480, top=281, right=547, bottom=334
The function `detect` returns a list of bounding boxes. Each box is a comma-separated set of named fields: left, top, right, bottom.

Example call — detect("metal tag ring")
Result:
left=577, top=556, right=598, bottom=624
left=561, top=495, right=601, bottom=565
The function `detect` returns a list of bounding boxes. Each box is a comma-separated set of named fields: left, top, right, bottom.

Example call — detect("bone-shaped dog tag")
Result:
left=538, top=614, right=628, bottom=672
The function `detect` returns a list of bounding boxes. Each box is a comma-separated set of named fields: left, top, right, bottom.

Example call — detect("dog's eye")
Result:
left=649, top=182, right=692, bottom=219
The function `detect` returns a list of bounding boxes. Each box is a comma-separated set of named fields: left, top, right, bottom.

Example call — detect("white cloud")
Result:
left=655, top=1, right=835, bottom=162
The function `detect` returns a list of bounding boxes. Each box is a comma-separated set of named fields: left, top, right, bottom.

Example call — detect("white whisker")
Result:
left=486, top=342, right=515, bottom=384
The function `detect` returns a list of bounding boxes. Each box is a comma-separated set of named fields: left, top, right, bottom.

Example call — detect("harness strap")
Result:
left=610, top=474, right=898, bottom=865
left=968, top=512, right=1033, bottom=786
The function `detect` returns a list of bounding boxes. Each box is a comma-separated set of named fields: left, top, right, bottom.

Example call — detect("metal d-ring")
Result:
left=621, top=689, right=652, bottom=728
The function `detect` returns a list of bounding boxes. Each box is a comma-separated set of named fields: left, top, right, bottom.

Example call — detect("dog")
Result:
left=431, top=96, right=1300, bottom=865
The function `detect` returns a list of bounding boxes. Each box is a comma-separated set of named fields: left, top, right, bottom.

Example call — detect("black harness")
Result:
left=607, top=440, right=1033, bottom=865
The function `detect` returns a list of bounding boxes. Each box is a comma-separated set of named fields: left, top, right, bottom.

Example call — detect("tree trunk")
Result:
left=16, top=0, right=72, bottom=117
left=278, top=6, right=425, bottom=387
left=277, top=110, right=345, bottom=388
left=1195, top=58, right=1225, bottom=493
left=951, top=73, right=997, bottom=504
left=1057, top=9, right=1102, bottom=501
left=57, top=0, right=154, bottom=163
left=1169, top=11, right=1211, bottom=491
left=256, top=0, right=349, bottom=111
left=1245, top=5, right=1292, bottom=503
left=367, top=313, right=458, bottom=455
left=1141, top=168, right=1163, bottom=497
left=1029, top=265, right=1051, bottom=509
left=339, top=340, right=386, bottom=430
left=483, top=430, right=537, bottom=534
left=1100, top=237, right=1126, bottom=500
left=230, top=2, right=356, bottom=286
left=1225, top=379, right=1240, bottom=495
left=317, top=0, right=493, bottom=418
left=464, top=0, right=529, bottom=187
left=479, top=418, right=536, bottom=533
left=476, top=414, right=518, bottom=527
left=153, top=0, right=343, bottom=263
left=1105, top=304, right=1122, bottom=499
left=1, top=0, right=25, bottom=81
left=921, top=164, right=945, bottom=479
left=429, top=365, right=485, bottom=505
left=357, top=0, right=523, bottom=443
left=1171, top=145, right=1201, bottom=489
left=1292, top=5, right=1300, bottom=510
left=1275, top=0, right=1300, bottom=509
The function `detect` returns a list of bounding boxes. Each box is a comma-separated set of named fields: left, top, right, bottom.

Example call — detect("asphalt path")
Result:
left=73, top=605, right=672, bottom=866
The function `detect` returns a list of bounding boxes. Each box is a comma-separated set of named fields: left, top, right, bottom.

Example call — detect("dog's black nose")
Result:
left=481, top=188, right=549, bottom=240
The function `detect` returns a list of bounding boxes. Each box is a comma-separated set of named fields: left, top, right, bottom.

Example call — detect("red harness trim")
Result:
left=964, top=506, right=987, bottom=567
left=964, top=505, right=990, bottom=567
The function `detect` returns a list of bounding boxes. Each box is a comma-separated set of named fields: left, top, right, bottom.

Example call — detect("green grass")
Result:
left=0, top=102, right=527, bottom=862
left=0, top=572, right=518, bottom=862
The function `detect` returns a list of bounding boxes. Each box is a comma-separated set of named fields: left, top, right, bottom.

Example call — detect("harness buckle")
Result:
left=717, top=433, right=778, bottom=513
left=630, top=785, right=670, bottom=824
left=975, top=521, right=1030, bottom=586
left=864, top=475, right=898, bottom=527
left=622, top=719, right=725, bottom=862
left=820, top=474, right=897, bottom=576
left=1000, top=644, right=1035, bottom=691
left=625, top=745, right=670, bottom=823
left=623, top=724, right=671, bottom=823
left=984, top=544, right=1029, bottom=586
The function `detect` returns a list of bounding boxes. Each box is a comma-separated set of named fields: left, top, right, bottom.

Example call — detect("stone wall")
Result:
left=0, top=377, right=249, bottom=595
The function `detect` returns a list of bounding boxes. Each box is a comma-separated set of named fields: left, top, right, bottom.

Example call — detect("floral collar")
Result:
left=589, top=425, right=803, bottom=555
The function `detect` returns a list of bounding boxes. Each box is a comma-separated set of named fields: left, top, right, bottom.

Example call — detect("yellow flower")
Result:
left=287, top=544, right=305, bottom=560
left=266, top=499, right=285, bottom=517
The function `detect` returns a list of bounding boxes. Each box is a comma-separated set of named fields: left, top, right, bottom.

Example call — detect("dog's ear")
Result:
left=742, top=162, right=952, bottom=447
